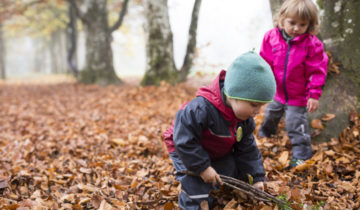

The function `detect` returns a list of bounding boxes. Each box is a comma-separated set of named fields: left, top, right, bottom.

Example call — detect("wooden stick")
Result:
left=180, top=170, right=287, bottom=206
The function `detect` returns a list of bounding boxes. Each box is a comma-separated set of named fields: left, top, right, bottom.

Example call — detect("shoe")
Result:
left=288, top=158, right=305, bottom=168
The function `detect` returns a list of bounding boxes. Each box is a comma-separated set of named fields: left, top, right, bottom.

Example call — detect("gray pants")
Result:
left=259, top=100, right=312, bottom=160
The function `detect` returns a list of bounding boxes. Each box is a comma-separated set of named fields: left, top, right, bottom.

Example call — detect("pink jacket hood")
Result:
left=260, top=28, right=328, bottom=106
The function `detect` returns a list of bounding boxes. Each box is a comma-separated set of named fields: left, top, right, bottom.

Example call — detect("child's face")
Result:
left=283, top=16, right=310, bottom=37
left=226, top=98, right=265, bottom=121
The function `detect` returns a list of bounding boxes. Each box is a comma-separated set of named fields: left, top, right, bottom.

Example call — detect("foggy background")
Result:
left=5, top=0, right=273, bottom=78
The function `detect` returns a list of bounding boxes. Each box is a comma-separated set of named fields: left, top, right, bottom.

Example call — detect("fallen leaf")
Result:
left=0, top=176, right=9, bottom=189
left=340, top=181, right=355, bottom=192
left=278, top=151, right=289, bottom=166
left=223, top=199, right=236, bottom=210
left=324, top=150, right=335, bottom=156
left=163, top=201, right=175, bottom=210
left=335, top=157, right=350, bottom=164
left=111, top=138, right=127, bottom=146
left=311, top=119, right=324, bottom=129
left=98, top=200, right=112, bottom=210
left=295, top=160, right=315, bottom=171
left=136, top=169, right=149, bottom=177
left=260, top=206, right=274, bottom=210
left=325, top=164, right=333, bottom=175
left=79, top=167, right=92, bottom=174
left=353, top=129, right=359, bottom=137
left=321, top=113, right=335, bottom=121
left=312, top=151, right=323, bottom=162
left=290, top=187, right=302, bottom=202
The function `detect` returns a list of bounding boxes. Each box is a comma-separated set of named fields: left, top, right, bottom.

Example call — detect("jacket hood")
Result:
left=196, top=70, right=237, bottom=122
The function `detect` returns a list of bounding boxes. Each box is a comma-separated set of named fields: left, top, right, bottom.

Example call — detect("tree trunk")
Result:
left=59, top=30, right=67, bottom=73
left=177, top=0, right=202, bottom=82
left=141, top=0, right=177, bottom=86
left=309, top=0, right=360, bottom=141
left=67, top=1, right=79, bottom=77
left=34, top=38, right=46, bottom=73
left=269, top=0, right=285, bottom=17
left=0, top=23, right=6, bottom=80
left=50, top=32, right=59, bottom=74
left=142, top=0, right=202, bottom=86
left=78, top=0, right=121, bottom=85
left=66, top=2, right=79, bottom=78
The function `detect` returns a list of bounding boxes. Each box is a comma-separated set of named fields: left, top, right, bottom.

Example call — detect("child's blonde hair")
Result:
left=273, top=0, right=319, bottom=35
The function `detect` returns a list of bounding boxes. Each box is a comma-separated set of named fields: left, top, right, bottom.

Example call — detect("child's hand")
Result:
left=200, top=166, right=223, bottom=187
left=307, top=98, right=319, bottom=113
left=253, top=181, right=264, bottom=191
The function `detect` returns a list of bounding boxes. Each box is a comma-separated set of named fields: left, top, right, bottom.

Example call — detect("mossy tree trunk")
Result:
left=69, top=0, right=129, bottom=85
left=0, top=23, right=6, bottom=80
left=142, top=0, right=202, bottom=86
left=142, top=0, right=177, bottom=86
left=309, top=0, right=360, bottom=141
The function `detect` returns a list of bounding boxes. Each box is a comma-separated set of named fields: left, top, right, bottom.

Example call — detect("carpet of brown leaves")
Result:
left=0, top=81, right=359, bottom=209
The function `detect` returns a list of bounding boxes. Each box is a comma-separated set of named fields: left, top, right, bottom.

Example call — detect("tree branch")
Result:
left=110, top=0, right=130, bottom=32
left=178, top=0, right=202, bottom=82
left=67, top=0, right=90, bottom=25
left=0, top=0, right=45, bottom=23
left=180, top=170, right=287, bottom=206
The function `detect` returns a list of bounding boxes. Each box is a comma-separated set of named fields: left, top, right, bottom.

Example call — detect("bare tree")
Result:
left=69, top=0, right=129, bottom=85
left=142, top=0, right=202, bottom=86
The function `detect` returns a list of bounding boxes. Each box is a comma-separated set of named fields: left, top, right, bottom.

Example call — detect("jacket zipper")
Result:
left=283, top=41, right=291, bottom=104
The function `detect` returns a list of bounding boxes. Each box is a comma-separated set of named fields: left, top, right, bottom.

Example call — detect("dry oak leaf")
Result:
left=223, top=199, right=236, bottom=210
left=295, top=160, right=315, bottom=171
left=311, top=150, right=323, bottom=162
left=321, top=113, right=336, bottom=121
left=163, top=201, right=175, bottom=210
left=110, top=138, right=127, bottom=146
left=311, top=119, right=324, bottom=129
left=278, top=151, right=289, bottom=167
left=99, top=200, right=112, bottom=210
left=340, top=181, right=355, bottom=193
left=335, top=156, right=350, bottom=164
left=0, top=176, right=9, bottom=189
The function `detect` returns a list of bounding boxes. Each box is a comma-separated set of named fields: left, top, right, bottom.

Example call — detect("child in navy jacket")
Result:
left=163, top=51, right=276, bottom=209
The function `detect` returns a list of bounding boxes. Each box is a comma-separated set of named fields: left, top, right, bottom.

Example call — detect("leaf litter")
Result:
left=0, top=82, right=359, bottom=209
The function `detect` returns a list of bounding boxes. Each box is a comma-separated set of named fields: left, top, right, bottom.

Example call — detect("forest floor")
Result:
left=0, top=75, right=359, bottom=209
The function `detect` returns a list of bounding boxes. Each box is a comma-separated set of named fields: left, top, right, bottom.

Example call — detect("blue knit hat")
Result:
left=224, top=51, right=276, bottom=103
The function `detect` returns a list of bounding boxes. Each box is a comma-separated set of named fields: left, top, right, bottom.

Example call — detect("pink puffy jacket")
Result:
left=260, top=28, right=328, bottom=106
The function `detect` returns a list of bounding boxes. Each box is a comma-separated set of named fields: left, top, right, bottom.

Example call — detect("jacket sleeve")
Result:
left=173, top=99, right=211, bottom=175
left=260, top=30, right=274, bottom=69
left=233, top=118, right=265, bottom=183
left=305, top=37, right=328, bottom=100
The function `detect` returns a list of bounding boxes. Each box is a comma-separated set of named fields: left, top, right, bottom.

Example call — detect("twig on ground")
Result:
left=180, top=170, right=287, bottom=206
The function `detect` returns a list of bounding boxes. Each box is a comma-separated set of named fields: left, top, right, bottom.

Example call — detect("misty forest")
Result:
left=0, top=0, right=359, bottom=209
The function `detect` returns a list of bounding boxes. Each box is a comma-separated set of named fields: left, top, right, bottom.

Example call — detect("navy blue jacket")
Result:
left=164, top=70, right=265, bottom=182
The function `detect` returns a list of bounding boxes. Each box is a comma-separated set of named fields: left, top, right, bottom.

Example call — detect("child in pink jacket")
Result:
left=259, top=0, right=328, bottom=167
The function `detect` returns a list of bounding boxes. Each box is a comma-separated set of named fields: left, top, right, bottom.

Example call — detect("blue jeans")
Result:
left=169, top=152, right=238, bottom=210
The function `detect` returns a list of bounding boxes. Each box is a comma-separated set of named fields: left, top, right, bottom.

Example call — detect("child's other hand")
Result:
left=253, top=181, right=264, bottom=191
left=200, top=166, right=223, bottom=187
left=307, top=98, right=319, bottom=113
